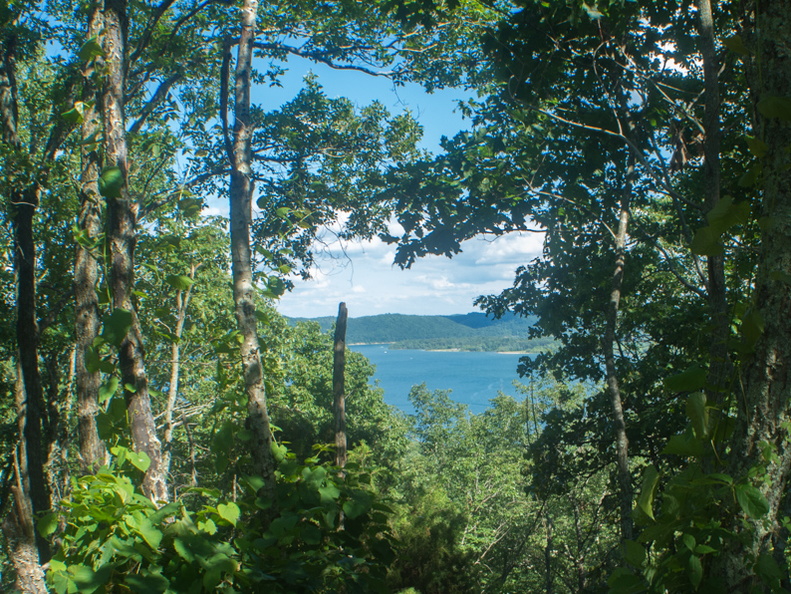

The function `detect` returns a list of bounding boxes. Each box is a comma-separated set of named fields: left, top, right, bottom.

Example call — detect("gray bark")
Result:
left=604, top=159, right=633, bottom=543
left=75, top=4, right=107, bottom=472
left=719, top=0, right=791, bottom=587
left=228, top=0, right=277, bottom=507
left=101, top=0, right=167, bottom=502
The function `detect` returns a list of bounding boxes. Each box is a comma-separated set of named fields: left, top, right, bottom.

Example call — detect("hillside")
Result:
left=287, top=312, right=547, bottom=352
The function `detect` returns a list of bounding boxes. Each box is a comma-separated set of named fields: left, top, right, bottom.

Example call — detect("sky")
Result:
left=207, top=57, right=546, bottom=319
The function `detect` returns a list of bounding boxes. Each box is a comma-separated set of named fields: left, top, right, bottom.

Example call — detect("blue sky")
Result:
left=206, top=58, right=545, bottom=319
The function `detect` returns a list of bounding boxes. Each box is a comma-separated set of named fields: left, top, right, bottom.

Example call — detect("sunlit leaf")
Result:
left=79, top=37, right=104, bottom=62
left=164, top=274, right=194, bottom=291
left=217, top=502, right=241, bottom=526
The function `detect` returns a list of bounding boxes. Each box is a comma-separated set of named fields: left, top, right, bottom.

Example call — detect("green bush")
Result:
left=44, top=444, right=393, bottom=593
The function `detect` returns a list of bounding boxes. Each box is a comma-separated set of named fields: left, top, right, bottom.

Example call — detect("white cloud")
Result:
left=277, top=226, right=547, bottom=318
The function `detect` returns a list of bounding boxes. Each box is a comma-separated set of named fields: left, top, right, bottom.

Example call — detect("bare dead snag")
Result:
left=333, top=302, right=348, bottom=470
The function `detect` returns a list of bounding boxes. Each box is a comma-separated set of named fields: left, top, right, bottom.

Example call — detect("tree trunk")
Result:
left=228, top=0, right=277, bottom=506
left=719, top=0, right=791, bottom=587
left=604, top=158, right=633, bottom=543
left=75, top=3, right=107, bottom=472
left=333, top=302, right=348, bottom=469
left=544, top=513, right=554, bottom=594
left=1, top=26, right=51, bottom=566
left=101, top=0, right=167, bottom=502
left=695, top=0, right=730, bottom=401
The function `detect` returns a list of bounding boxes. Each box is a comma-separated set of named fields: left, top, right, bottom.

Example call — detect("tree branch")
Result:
left=128, top=71, right=182, bottom=135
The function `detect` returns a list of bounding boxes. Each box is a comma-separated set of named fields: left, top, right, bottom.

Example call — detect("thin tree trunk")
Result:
left=1, top=25, right=51, bottom=566
left=718, top=1, right=791, bottom=587
left=74, top=4, right=108, bottom=472
left=3, top=447, right=48, bottom=594
left=695, top=0, right=730, bottom=401
left=162, top=264, right=196, bottom=478
left=228, top=0, right=276, bottom=507
left=544, top=513, right=554, bottom=594
left=604, top=160, right=633, bottom=543
left=101, top=0, right=167, bottom=502
left=333, top=302, right=348, bottom=469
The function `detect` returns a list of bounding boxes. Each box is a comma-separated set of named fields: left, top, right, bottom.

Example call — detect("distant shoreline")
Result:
left=349, top=343, right=533, bottom=355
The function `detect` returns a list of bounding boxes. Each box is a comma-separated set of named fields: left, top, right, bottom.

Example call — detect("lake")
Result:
left=350, top=344, right=528, bottom=414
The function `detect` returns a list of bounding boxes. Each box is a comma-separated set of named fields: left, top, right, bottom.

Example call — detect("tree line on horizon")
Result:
left=1, top=0, right=791, bottom=592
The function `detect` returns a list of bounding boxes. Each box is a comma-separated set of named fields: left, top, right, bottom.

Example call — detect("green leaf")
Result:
left=319, top=484, right=341, bottom=503
left=164, top=274, right=194, bottom=291
left=723, top=34, right=749, bottom=56
left=691, top=226, right=723, bottom=256
left=173, top=537, right=195, bottom=562
left=758, top=96, right=791, bottom=121
left=682, top=533, right=696, bottom=551
left=746, top=136, right=769, bottom=158
left=686, top=392, right=709, bottom=439
left=79, top=37, right=104, bottom=62
left=637, top=465, right=660, bottom=521
left=198, top=518, right=217, bottom=535
left=61, top=101, right=87, bottom=124
left=101, top=308, right=133, bottom=347
left=98, top=376, right=119, bottom=404
left=98, top=166, right=125, bottom=198
left=37, top=512, right=58, bottom=537
left=343, top=490, right=373, bottom=519
left=136, top=516, right=163, bottom=549
left=125, top=573, right=170, bottom=591
left=663, top=431, right=705, bottom=457
left=217, top=502, right=241, bottom=526
left=69, top=564, right=107, bottom=593
left=622, top=539, right=646, bottom=567
left=128, top=450, right=152, bottom=472
left=756, top=552, right=783, bottom=580
left=271, top=442, right=288, bottom=463
left=665, top=366, right=707, bottom=392
left=706, top=195, right=750, bottom=234
left=689, top=554, right=703, bottom=589
left=740, top=309, right=765, bottom=348
left=607, top=567, right=645, bottom=594
left=739, top=163, right=762, bottom=187
left=301, top=522, right=322, bottom=545
left=735, top=484, right=770, bottom=519
left=266, top=276, right=286, bottom=297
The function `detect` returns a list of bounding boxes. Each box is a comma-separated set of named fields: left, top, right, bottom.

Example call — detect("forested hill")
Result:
left=287, top=312, right=550, bottom=352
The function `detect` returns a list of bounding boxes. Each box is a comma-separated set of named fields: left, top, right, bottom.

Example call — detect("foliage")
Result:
left=46, top=443, right=392, bottom=594
left=610, top=390, right=782, bottom=593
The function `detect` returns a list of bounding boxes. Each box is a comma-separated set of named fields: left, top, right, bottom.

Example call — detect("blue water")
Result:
left=350, top=344, right=527, bottom=414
